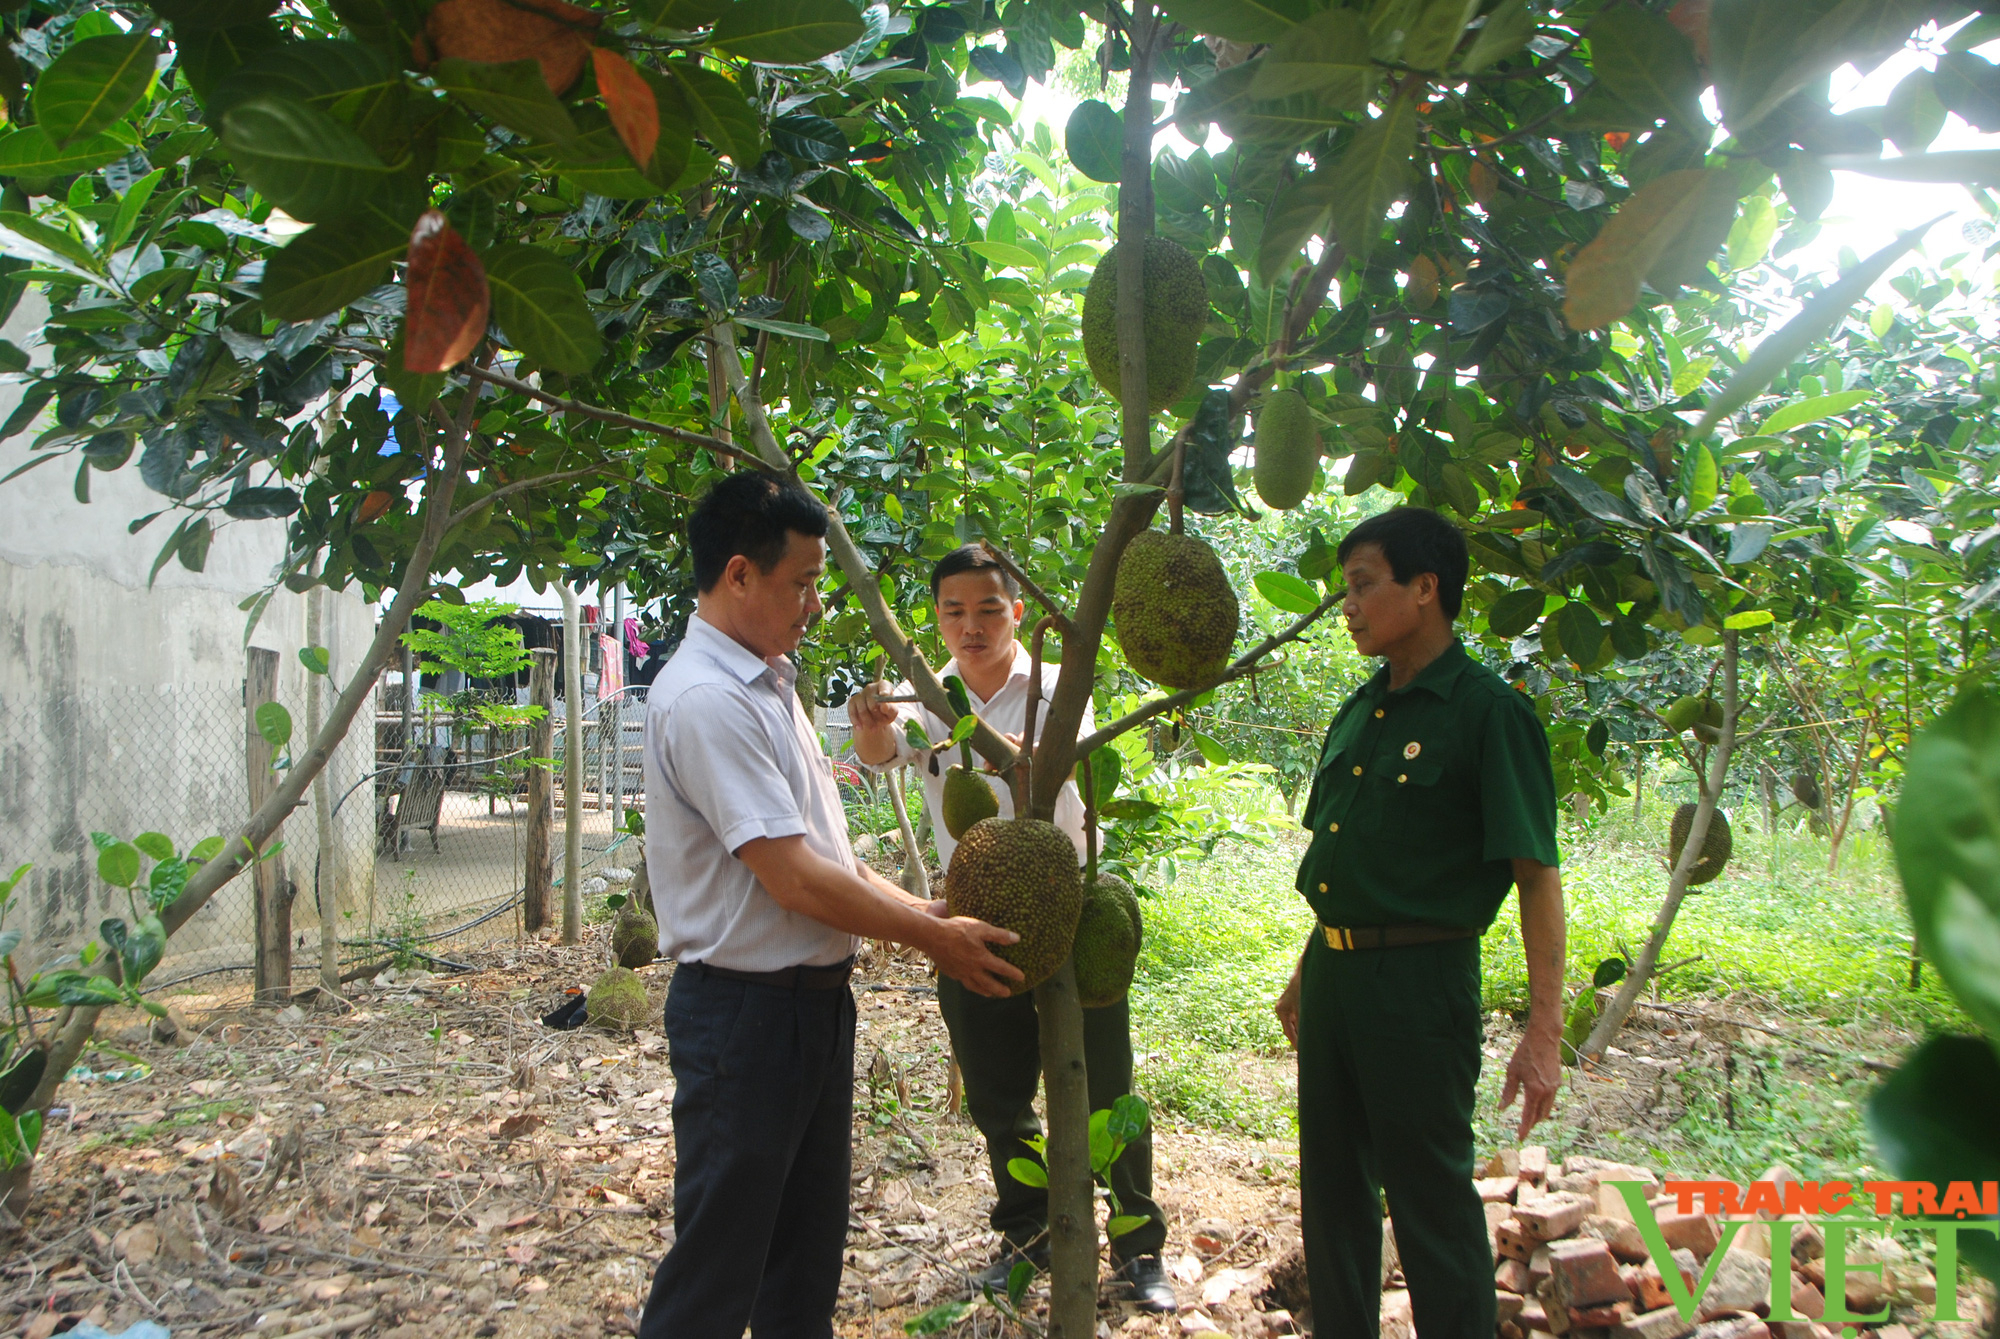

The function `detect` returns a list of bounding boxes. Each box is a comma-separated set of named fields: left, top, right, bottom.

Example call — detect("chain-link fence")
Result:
left=0, top=662, right=648, bottom=996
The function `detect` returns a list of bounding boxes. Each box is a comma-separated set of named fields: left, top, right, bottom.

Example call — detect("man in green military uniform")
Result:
left=1275, top=506, right=1566, bottom=1339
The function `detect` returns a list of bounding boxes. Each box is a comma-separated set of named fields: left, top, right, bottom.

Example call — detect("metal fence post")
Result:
left=247, top=647, right=294, bottom=1004
left=524, top=648, right=555, bottom=934
left=559, top=586, right=583, bottom=945
left=308, top=587, right=340, bottom=997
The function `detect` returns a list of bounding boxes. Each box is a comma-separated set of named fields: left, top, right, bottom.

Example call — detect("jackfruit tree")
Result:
left=5, top=0, right=2000, bottom=1322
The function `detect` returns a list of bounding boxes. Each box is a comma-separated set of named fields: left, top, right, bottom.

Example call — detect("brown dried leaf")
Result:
left=1563, top=168, right=1739, bottom=330
left=592, top=48, right=658, bottom=169
left=425, top=0, right=598, bottom=95
left=495, top=1111, right=545, bottom=1140
left=404, top=210, right=489, bottom=374
left=1407, top=253, right=1440, bottom=309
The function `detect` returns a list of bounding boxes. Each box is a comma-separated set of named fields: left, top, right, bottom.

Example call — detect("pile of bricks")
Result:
left=1465, top=1150, right=1943, bottom=1339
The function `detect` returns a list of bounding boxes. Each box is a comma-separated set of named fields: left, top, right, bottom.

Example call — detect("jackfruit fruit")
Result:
left=944, top=817, right=1084, bottom=996
left=1692, top=697, right=1725, bottom=744
left=942, top=764, right=999, bottom=839
left=585, top=966, right=651, bottom=1031
left=612, top=904, right=658, bottom=969
left=1253, top=388, right=1320, bottom=510
left=1663, top=695, right=1702, bottom=733
left=1075, top=874, right=1143, bottom=1008
left=1667, top=802, right=1732, bottom=886
left=1081, top=237, right=1209, bottom=412
left=1113, top=530, right=1239, bottom=690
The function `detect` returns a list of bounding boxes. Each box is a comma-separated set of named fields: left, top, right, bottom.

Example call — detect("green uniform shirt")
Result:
left=1296, top=640, right=1559, bottom=931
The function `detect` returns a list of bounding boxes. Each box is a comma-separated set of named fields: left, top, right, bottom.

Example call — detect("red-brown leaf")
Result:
left=592, top=47, right=659, bottom=170
left=425, top=0, right=597, bottom=95
left=403, top=210, right=489, bottom=374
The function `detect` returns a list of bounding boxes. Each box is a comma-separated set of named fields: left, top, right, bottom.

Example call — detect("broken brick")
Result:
left=1786, top=1274, right=1823, bottom=1320
left=1572, top=1301, right=1636, bottom=1328
left=1498, top=1291, right=1527, bottom=1324
left=1479, top=1175, right=1523, bottom=1203
left=1692, top=1318, right=1767, bottom=1339
left=1694, top=1250, right=1769, bottom=1321
left=1611, top=1306, right=1696, bottom=1339
left=1520, top=1146, right=1550, bottom=1185
left=1517, top=1193, right=1595, bottom=1242
left=1531, top=1245, right=1554, bottom=1292
left=1496, top=1217, right=1537, bottom=1263
left=1498, top=1259, right=1534, bottom=1294
left=1548, top=1238, right=1632, bottom=1311
left=1581, top=1214, right=1651, bottom=1263
left=1635, top=1248, right=1700, bottom=1311
left=1656, top=1211, right=1720, bottom=1258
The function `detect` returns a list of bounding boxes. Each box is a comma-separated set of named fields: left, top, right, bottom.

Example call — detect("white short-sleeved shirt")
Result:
left=642, top=614, right=860, bottom=971
left=866, top=643, right=1091, bottom=871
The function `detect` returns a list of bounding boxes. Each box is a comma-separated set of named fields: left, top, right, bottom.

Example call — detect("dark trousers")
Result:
left=935, top=976, right=1167, bottom=1260
left=639, top=966, right=856, bottom=1339
left=1297, top=933, right=1493, bottom=1339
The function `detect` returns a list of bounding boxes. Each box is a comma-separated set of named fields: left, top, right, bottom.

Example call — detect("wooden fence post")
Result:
left=524, top=648, right=555, bottom=933
left=247, top=647, right=295, bottom=1005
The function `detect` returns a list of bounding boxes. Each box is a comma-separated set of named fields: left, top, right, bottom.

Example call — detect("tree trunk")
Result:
left=308, top=586, right=340, bottom=997
left=1035, top=960, right=1096, bottom=1337
left=560, top=585, right=584, bottom=944
left=524, top=648, right=556, bottom=933
left=1631, top=749, right=1644, bottom=819
left=1827, top=715, right=1871, bottom=873
left=1580, top=629, right=1739, bottom=1061
left=247, top=647, right=295, bottom=1005
left=888, top=769, right=927, bottom=898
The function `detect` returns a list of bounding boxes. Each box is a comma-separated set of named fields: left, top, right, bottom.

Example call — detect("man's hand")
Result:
left=851, top=680, right=900, bottom=730
left=1274, top=952, right=1304, bottom=1049
left=1499, top=1028, right=1561, bottom=1140
left=925, top=916, right=1024, bottom=998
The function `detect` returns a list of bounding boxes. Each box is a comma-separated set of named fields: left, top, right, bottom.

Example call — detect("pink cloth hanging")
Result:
left=624, top=618, right=646, bottom=660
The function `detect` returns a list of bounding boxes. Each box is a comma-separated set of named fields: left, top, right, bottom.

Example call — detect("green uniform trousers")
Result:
left=1298, top=932, right=1493, bottom=1339
left=935, top=977, right=1168, bottom=1260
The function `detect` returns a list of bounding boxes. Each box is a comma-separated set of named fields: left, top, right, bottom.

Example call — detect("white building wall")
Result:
left=0, top=291, right=376, bottom=974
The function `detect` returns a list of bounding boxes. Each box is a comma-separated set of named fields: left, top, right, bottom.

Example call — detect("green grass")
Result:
left=1122, top=784, right=1971, bottom=1153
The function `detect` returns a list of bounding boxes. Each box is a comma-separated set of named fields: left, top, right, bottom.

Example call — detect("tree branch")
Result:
left=1073, top=589, right=1344, bottom=758
left=446, top=462, right=625, bottom=529
left=457, top=363, right=758, bottom=464
left=978, top=540, right=1072, bottom=633
left=710, top=323, right=1022, bottom=777
left=27, top=348, right=495, bottom=1114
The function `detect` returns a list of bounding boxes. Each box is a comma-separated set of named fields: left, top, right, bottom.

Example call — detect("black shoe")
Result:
left=973, top=1242, right=1049, bottom=1296
left=1115, top=1255, right=1178, bottom=1313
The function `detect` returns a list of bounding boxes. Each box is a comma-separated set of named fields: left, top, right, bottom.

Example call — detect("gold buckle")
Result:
left=1322, top=925, right=1352, bottom=950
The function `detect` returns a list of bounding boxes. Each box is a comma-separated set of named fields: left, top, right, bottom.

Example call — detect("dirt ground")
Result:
left=1, top=920, right=1987, bottom=1339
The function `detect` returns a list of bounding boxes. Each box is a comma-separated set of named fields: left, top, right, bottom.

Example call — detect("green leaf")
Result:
left=1671, top=356, right=1717, bottom=397
left=1255, top=169, right=1335, bottom=283
left=1552, top=601, right=1604, bottom=666
left=1757, top=388, right=1872, bottom=434
left=0, top=212, right=101, bottom=275
left=1586, top=6, right=1701, bottom=124
left=175, top=20, right=287, bottom=100
left=1254, top=569, right=1322, bottom=614
left=0, top=126, right=129, bottom=178
left=433, top=58, right=578, bottom=146
left=221, top=96, right=394, bottom=223
left=1065, top=99, right=1121, bottom=184
left=1722, top=608, right=1775, bottom=629
left=261, top=213, right=406, bottom=321
left=632, top=0, right=732, bottom=27
left=188, top=835, right=225, bottom=863
left=1159, top=0, right=1312, bottom=44
left=97, top=841, right=141, bottom=888
left=666, top=61, right=762, bottom=164
left=133, top=832, right=175, bottom=861
left=949, top=713, right=979, bottom=745
left=903, top=719, right=930, bottom=752
left=1716, top=0, right=1938, bottom=137
left=1089, top=746, right=1122, bottom=808
left=485, top=243, right=604, bottom=374
left=1820, top=149, right=2000, bottom=184
left=1401, top=0, right=1482, bottom=69
left=1725, top=194, right=1778, bottom=271
left=1865, top=1035, right=2000, bottom=1280
left=300, top=646, right=331, bottom=675
left=1684, top=442, right=1719, bottom=512
left=1107, top=1214, right=1150, bottom=1239
left=35, top=33, right=159, bottom=147
left=1692, top=218, right=1936, bottom=438
left=1486, top=588, right=1546, bottom=638
left=1327, top=92, right=1417, bottom=264
left=1461, top=0, right=1533, bottom=71
left=711, top=0, right=866, bottom=63
left=1192, top=731, right=1231, bottom=765
left=256, top=700, right=293, bottom=750
left=904, top=1302, right=973, bottom=1336
left=733, top=316, right=829, bottom=342
left=1006, top=1156, right=1048, bottom=1188
left=1890, top=685, right=2000, bottom=1040
left=1586, top=719, right=1610, bottom=758
left=1249, top=8, right=1373, bottom=101
left=966, top=239, right=1041, bottom=270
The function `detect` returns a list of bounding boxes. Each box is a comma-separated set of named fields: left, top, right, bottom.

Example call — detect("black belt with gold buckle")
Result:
left=686, top=955, right=856, bottom=989
left=1320, top=923, right=1479, bottom=951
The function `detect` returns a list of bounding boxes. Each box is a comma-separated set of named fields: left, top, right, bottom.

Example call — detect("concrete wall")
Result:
left=0, top=291, right=377, bottom=975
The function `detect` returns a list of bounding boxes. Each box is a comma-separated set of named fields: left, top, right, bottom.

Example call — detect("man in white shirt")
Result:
left=638, top=477, right=1023, bottom=1339
left=848, top=544, right=1176, bottom=1312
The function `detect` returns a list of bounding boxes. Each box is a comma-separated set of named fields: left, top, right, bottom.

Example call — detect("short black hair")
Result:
left=1336, top=506, right=1468, bottom=620
left=930, top=543, right=1020, bottom=601
left=688, top=471, right=829, bottom=593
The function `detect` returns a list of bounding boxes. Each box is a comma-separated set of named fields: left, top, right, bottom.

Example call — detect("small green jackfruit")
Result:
left=942, top=765, right=999, bottom=839
left=944, top=818, right=1084, bottom=996
left=1075, top=874, right=1143, bottom=1008
left=1113, top=530, right=1239, bottom=690
left=1253, top=388, right=1320, bottom=510
left=1663, top=695, right=1703, bottom=733
left=1668, top=802, right=1732, bottom=886
left=1692, top=697, right=1726, bottom=744
left=612, top=905, right=658, bottom=969
left=1081, top=237, right=1209, bottom=412
left=585, top=966, right=651, bottom=1031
